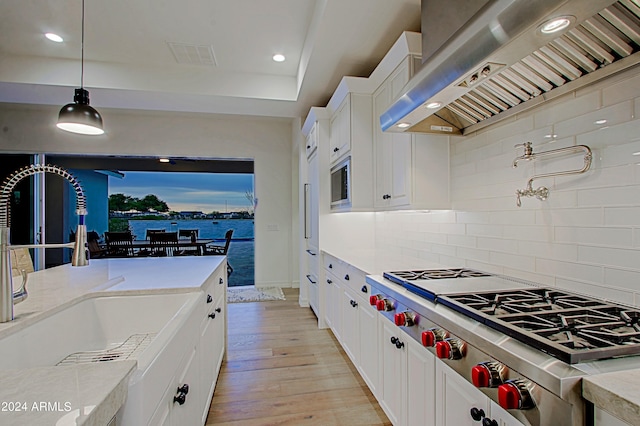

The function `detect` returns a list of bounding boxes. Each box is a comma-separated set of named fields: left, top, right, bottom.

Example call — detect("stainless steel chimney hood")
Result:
left=381, top=0, right=640, bottom=135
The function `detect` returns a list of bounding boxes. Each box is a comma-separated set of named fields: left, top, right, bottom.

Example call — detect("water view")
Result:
left=126, top=219, right=254, bottom=287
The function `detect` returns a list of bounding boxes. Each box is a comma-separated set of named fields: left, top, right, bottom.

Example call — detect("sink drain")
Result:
left=56, top=333, right=157, bottom=366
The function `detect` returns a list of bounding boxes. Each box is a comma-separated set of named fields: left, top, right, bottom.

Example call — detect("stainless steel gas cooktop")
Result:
left=382, top=268, right=640, bottom=363
left=440, top=288, right=640, bottom=364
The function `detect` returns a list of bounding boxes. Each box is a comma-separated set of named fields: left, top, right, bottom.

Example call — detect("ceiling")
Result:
left=0, top=0, right=421, bottom=121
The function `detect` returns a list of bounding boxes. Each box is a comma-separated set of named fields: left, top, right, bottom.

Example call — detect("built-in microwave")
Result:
left=330, top=156, right=350, bottom=209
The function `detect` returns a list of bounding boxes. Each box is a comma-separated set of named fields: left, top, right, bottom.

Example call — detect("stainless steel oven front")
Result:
left=330, top=156, right=350, bottom=209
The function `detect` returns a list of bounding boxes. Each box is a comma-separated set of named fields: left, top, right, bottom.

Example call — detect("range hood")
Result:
left=381, top=0, right=640, bottom=135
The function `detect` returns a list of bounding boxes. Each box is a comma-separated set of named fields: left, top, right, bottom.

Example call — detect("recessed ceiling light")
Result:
left=397, top=122, right=411, bottom=128
left=594, top=119, right=608, bottom=125
left=539, top=16, right=574, bottom=34
left=159, top=158, right=170, bottom=163
left=272, top=54, right=285, bottom=62
left=425, top=102, right=442, bottom=109
left=45, top=33, right=64, bottom=43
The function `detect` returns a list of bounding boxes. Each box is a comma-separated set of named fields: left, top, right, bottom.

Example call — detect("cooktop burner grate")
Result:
left=383, top=268, right=492, bottom=284
left=439, top=288, right=640, bottom=363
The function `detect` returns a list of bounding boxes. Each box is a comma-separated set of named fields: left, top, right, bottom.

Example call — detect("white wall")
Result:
left=375, top=66, right=640, bottom=307
left=0, top=103, right=295, bottom=288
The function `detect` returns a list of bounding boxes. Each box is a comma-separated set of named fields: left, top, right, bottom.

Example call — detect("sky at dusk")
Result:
left=108, top=171, right=254, bottom=213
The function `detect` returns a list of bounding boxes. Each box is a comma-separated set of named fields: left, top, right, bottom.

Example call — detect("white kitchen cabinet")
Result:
left=407, top=336, right=436, bottom=426
left=435, top=361, right=523, bottom=426
left=327, top=89, right=373, bottom=211
left=436, top=360, right=490, bottom=426
left=329, top=95, right=351, bottom=164
left=325, top=270, right=342, bottom=340
left=340, top=285, right=361, bottom=365
left=300, top=108, right=329, bottom=324
left=373, top=56, right=449, bottom=210
left=199, top=268, right=227, bottom=425
left=305, top=121, right=318, bottom=158
left=305, top=150, right=319, bottom=251
left=380, top=317, right=407, bottom=426
left=148, top=343, right=200, bottom=426
left=358, top=298, right=380, bottom=397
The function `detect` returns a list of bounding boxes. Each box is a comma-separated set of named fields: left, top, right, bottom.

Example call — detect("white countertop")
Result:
left=0, top=256, right=225, bottom=426
left=322, top=247, right=447, bottom=275
left=583, top=370, right=640, bottom=425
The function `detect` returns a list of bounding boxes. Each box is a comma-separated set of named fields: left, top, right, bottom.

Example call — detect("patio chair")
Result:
left=105, top=231, right=135, bottom=257
left=203, top=229, right=234, bottom=276
left=149, top=231, right=179, bottom=256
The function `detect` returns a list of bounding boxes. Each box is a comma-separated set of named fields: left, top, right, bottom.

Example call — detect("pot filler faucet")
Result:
left=0, top=164, right=89, bottom=323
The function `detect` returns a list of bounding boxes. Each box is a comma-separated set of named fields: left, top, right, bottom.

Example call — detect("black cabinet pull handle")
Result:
left=333, top=147, right=339, bottom=152
left=306, top=274, right=317, bottom=284
left=395, top=340, right=404, bottom=349
left=306, top=249, right=317, bottom=256
left=208, top=313, right=216, bottom=319
left=350, top=300, right=358, bottom=307
left=482, top=418, right=498, bottom=426
left=219, top=277, right=224, bottom=284
left=344, top=274, right=350, bottom=281
left=206, top=294, right=213, bottom=304
left=215, top=307, right=222, bottom=313
left=361, top=285, right=368, bottom=293
left=328, top=263, right=333, bottom=269
left=327, top=279, right=332, bottom=284
left=470, top=407, right=485, bottom=421
left=173, top=384, right=190, bottom=405
left=390, top=336, right=398, bottom=345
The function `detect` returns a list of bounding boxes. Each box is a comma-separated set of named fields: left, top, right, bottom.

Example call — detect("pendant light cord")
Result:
left=81, top=0, right=85, bottom=89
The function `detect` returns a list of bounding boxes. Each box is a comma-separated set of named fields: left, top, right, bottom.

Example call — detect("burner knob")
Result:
left=498, top=379, right=534, bottom=410
left=369, top=295, right=382, bottom=306
left=376, top=298, right=393, bottom=311
left=421, top=328, right=448, bottom=347
left=472, top=362, right=505, bottom=388
left=435, top=338, right=464, bottom=360
left=394, top=311, right=416, bottom=327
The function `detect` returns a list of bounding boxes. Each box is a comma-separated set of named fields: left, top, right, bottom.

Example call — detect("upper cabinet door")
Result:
left=329, top=95, right=351, bottom=165
left=305, top=122, right=318, bottom=159
left=373, top=56, right=450, bottom=211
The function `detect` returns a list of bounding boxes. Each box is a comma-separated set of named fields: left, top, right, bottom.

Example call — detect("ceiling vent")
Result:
left=167, top=42, right=217, bottom=66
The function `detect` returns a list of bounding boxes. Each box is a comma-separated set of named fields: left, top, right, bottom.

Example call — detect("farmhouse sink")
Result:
left=0, top=292, right=200, bottom=370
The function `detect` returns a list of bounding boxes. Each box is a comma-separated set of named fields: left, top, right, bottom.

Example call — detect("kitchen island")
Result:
left=0, top=256, right=226, bottom=426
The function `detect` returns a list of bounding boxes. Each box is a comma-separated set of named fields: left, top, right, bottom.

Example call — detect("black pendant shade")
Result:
left=56, top=0, right=104, bottom=136
left=57, top=88, right=104, bottom=135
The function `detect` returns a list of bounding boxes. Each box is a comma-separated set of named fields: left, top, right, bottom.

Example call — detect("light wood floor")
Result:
left=205, top=288, right=391, bottom=425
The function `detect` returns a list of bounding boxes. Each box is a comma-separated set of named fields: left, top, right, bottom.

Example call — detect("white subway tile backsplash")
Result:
left=610, top=206, right=640, bottom=226
left=554, top=101, right=633, bottom=138
left=603, top=70, right=640, bottom=106
left=477, top=237, right=518, bottom=253
left=577, top=185, right=640, bottom=207
left=516, top=240, right=578, bottom=262
left=466, top=223, right=504, bottom=237
left=447, top=234, right=477, bottom=248
left=604, top=267, right=640, bottom=293
left=578, top=119, right=640, bottom=151
left=578, top=246, right=640, bottom=270
left=457, top=246, right=491, bottom=263
left=555, top=226, right=632, bottom=247
left=490, top=251, right=535, bottom=272
left=503, top=225, right=553, bottom=242
left=533, top=91, right=600, bottom=128
left=555, top=278, right=634, bottom=306
left=536, top=258, right=603, bottom=284
left=535, top=208, right=603, bottom=227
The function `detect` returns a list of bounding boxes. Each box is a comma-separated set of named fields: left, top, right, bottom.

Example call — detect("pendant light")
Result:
left=56, top=0, right=104, bottom=135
